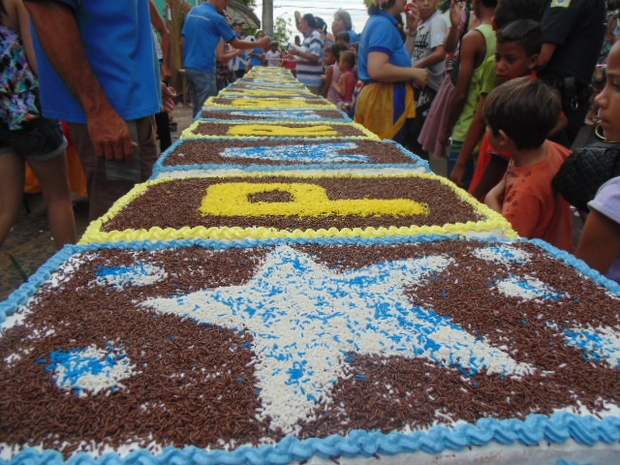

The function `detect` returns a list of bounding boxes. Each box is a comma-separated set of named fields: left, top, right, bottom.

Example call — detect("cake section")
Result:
left=80, top=173, right=515, bottom=243
left=152, top=138, right=429, bottom=177
left=2, top=237, right=620, bottom=463
left=181, top=120, right=377, bottom=139
left=203, top=96, right=335, bottom=110
left=198, top=108, right=350, bottom=121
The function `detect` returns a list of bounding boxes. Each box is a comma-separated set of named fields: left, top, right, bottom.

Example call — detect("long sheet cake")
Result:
left=2, top=236, right=620, bottom=464
left=203, top=96, right=336, bottom=110
left=218, top=88, right=314, bottom=98
left=181, top=120, right=377, bottom=139
left=80, top=172, right=516, bottom=244
left=151, top=138, right=429, bottom=178
left=198, top=108, right=350, bottom=121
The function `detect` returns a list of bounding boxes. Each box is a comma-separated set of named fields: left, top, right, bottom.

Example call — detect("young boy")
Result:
left=467, top=19, right=542, bottom=200
left=484, top=77, right=574, bottom=251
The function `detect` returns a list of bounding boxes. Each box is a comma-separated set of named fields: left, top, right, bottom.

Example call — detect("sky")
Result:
left=252, top=0, right=369, bottom=41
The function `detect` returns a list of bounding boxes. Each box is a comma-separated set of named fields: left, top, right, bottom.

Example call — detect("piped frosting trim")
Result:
left=79, top=173, right=517, bottom=244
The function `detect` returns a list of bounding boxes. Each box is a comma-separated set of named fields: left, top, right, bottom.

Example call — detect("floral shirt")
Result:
left=0, top=23, right=40, bottom=130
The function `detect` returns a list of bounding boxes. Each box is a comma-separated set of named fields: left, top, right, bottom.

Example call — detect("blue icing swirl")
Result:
left=220, top=142, right=370, bottom=163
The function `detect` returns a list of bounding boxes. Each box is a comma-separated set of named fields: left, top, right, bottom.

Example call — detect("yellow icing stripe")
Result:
left=203, top=97, right=336, bottom=110
left=180, top=121, right=380, bottom=140
left=80, top=221, right=518, bottom=245
left=79, top=172, right=517, bottom=244
left=227, top=124, right=339, bottom=137
left=220, top=89, right=312, bottom=96
left=200, top=182, right=429, bottom=217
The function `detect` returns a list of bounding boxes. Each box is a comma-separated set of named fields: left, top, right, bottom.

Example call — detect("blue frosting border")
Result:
left=3, top=235, right=620, bottom=465
left=5, top=413, right=620, bottom=465
left=150, top=138, right=431, bottom=179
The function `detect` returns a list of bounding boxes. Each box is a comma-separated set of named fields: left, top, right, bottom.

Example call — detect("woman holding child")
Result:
left=355, top=0, right=428, bottom=145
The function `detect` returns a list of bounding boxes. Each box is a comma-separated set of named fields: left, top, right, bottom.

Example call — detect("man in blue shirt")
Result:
left=183, top=0, right=270, bottom=117
left=24, top=0, right=177, bottom=221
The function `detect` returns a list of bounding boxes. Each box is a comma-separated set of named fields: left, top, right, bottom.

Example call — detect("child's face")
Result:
left=495, top=42, right=537, bottom=84
left=416, top=0, right=439, bottom=21
left=595, top=42, right=620, bottom=141
left=338, top=57, right=349, bottom=71
left=324, top=51, right=336, bottom=66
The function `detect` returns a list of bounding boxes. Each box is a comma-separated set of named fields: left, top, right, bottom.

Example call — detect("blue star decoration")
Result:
left=221, top=142, right=369, bottom=164
left=140, top=245, right=537, bottom=434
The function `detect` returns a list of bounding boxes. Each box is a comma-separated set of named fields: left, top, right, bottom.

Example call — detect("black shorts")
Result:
left=0, top=117, right=67, bottom=161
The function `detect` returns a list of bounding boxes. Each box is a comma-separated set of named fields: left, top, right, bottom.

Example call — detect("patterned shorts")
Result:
left=0, top=117, right=67, bottom=161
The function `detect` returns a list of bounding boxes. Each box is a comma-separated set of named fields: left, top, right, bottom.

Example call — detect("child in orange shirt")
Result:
left=469, top=19, right=567, bottom=201
left=484, top=77, right=574, bottom=251
left=468, top=20, right=541, bottom=201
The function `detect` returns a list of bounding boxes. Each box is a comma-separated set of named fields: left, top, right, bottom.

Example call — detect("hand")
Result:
left=412, top=68, right=429, bottom=87
left=438, top=132, right=452, bottom=147
left=162, top=84, right=177, bottom=113
left=87, top=107, right=136, bottom=162
left=449, top=163, right=466, bottom=188
left=405, top=2, right=420, bottom=31
left=161, top=64, right=172, bottom=83
left=450, top=0, right=464, bottom=28
left=258, top=36, right=271, bottom=49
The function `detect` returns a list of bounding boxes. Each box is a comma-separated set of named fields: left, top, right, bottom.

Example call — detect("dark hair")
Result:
left=336, top=31, right=351, bottom=43
left=302, top=13, right=317, bottom=30
left=0, top=0, right=6, bottom=16
left=479, top=0, right=499, bottom=8
left=315, top=16, right=328, bottom=34
left=484, top=77, right=561, bottom=151
left=340, top=50, right=356, bottom=69
left=497, top=19, right=542, bottom=57
left=494, top=0, right=545, bottom=29
left=367, top=0, right=396, bottom=16
left=329, top=43, right=349, bottom=60
left=335, top=9, right=353, bottom=30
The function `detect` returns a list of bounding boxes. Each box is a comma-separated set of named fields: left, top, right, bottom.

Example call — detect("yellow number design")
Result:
left=229, top=99, right=328, bottom=108
left=227, top=124, right=339, bottom=137
left=200, top=182, right=429, bottom=217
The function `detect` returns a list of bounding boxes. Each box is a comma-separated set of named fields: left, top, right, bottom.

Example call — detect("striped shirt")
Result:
left=295, top=30, right=324, bottom=88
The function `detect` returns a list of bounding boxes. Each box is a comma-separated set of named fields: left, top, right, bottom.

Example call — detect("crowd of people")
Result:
left=1, top=0, right=619, bottom=285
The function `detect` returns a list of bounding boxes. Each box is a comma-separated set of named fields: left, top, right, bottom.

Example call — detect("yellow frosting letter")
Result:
left=227, top=124, right=339, bottom=137
left=200, top=182, right=429, bottom=217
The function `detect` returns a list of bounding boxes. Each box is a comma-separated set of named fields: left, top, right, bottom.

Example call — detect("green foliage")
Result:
left=271, top=16, right=291, bottom=47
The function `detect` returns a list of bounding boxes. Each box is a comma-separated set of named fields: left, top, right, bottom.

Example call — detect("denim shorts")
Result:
left=0, top=117, right=67, bottom=161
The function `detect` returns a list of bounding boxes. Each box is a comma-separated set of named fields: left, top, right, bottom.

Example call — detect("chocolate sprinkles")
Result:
left=2, top=240, right=620, bottom=458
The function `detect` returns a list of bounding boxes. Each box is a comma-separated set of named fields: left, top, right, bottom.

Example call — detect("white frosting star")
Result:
left=141, top=245, right=535, bottom=433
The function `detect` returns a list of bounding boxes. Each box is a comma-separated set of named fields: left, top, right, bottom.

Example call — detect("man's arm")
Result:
left=450, top=93, right=487, bottom=187
left=149, top=0, right=171, bottom=82
left=230, top=36, right=271, bottom=51
left=217, top=38, right=243, bottom=62
left=535, top=43, right=557, bottom=71
left=413, top=45, right=446, bottom=70
left=24, top=0, right=135, bottom=162
left=438, top=29, right=484, bottom=145
left=288, top=46, right=319, bottom=63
